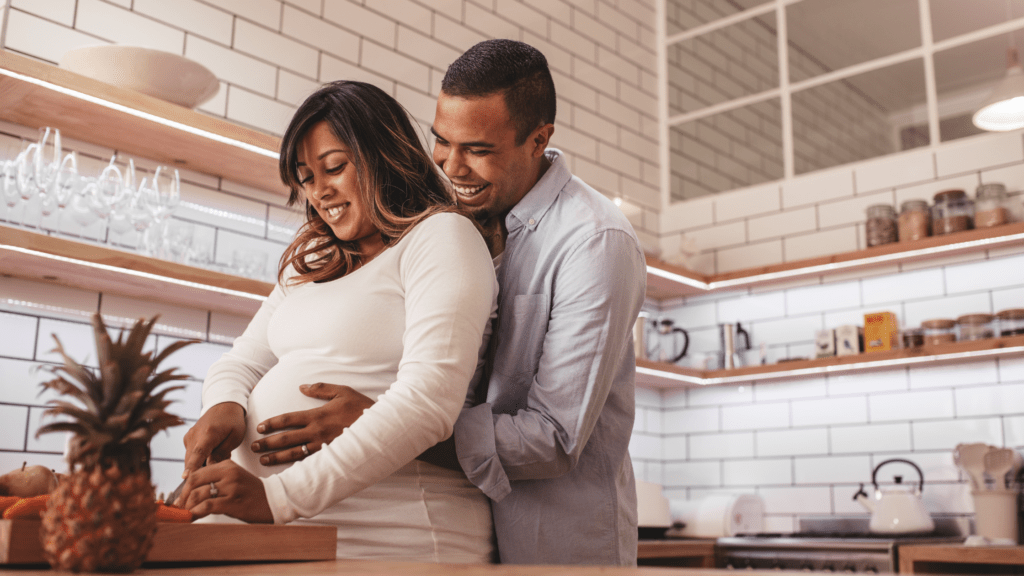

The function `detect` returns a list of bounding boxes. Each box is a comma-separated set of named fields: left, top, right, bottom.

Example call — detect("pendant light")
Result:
left=972, top=47, right=1024, bottom=131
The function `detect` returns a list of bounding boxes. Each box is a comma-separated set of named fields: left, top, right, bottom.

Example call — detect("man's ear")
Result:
left=530, top=124, right=555, bottom=157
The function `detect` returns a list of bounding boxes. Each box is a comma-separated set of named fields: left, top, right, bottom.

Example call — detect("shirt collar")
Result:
left=506, top=148, right=570, bottom=232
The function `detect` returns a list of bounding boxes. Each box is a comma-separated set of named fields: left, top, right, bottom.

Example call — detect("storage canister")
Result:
left=996, top=308, right=1024, bottom=336
left=931, top=189, right=974, bottom=235
left=866, top=204, right=897, bottom=247
left=974, top=183, right=1010, bottom=228
left=921, top=318, right=956, bottom=345
left=898, top=199, right=930, bottom=242
left=956, top=314, right=995, bottom=342
left=901, top=327, right=924, bottom=349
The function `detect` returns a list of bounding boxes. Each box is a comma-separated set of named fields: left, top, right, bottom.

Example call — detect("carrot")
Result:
left=0, top=496, right=19, bottom=513
left=3, top=495, right=50, bottom=519
left=155, top=504, right=193, bottom=523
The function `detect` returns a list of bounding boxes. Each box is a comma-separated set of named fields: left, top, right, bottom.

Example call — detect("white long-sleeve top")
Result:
left=201, top=213, right=497, bottom=529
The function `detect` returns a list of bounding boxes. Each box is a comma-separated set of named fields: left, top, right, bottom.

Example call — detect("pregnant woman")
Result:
left=174, top=81, right=497, bottom=563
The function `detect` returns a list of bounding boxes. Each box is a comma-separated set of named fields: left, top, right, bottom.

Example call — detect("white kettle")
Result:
left=852, top=458, right=935, bottom=534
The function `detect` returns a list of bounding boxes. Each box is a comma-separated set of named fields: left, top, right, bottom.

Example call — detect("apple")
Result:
left=0, top=462, right=59, bottom=497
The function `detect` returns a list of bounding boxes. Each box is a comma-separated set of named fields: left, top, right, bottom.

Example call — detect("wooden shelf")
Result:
left=898, top=544, right=1024, bottom=573
left=0, top=226, right=272, bottom=317
left=636, top=335, right=1024, bottom=388
left=646, top=222, right=1024, bottom=300
left=0, top=49, right=286, bottom=196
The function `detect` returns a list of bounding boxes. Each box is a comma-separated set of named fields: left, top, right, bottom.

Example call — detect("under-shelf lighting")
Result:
left=637, top=344, right=1024, bottom=387
left=647, top=230, right=1024, bottom=293
left=0, top=244, right=269, bottom=302
left=0, top=67, right=280, bottom=160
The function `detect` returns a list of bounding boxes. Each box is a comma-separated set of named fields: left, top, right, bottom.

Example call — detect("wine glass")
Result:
left=143, top=166, right=181, bottom=256
left=1, top=159, right=20, bottom=221
left=28, top=127, right=62, bottom=230
left=47, top=152, right=81, bottom=236
left=127, top=178, right=156, bottom=252
left=16, top=142, right=40, bottom=226
left=93, top=156, right=126, bottom=243
left=68, top=176, right=100, bottom=239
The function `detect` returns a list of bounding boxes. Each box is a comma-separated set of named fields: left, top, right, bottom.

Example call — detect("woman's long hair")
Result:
left=277, top=81, right=458, bottom=285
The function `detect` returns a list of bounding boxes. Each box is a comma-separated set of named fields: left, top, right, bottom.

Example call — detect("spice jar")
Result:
left=921, top=318, right=956, bottom=345
left=974, top=183, right=1010, bottom=228
left=866, top=204, right=897, bottom=247
left=931, top=189, right=974, bottom=235
left=996, top=308, right=1024, bottom=336
left=901, top=327, right=924, bottom=349
left=956, top=314, right=995, bottom=341
left=898, top=199, right=930, bottom=242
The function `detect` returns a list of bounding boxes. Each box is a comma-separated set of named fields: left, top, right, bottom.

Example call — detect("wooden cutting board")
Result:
left=0, top=519, right=336, bottom=564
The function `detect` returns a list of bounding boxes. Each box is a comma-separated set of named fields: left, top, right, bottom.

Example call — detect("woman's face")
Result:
left=295, top=121, right=384, bottom=260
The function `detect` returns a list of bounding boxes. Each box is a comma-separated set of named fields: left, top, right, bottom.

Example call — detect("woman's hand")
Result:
left=173, top=459, right=273, bottom=523
left=250, top=383, right=375, bottom=466
left=181, top=402, right=246, bottom=478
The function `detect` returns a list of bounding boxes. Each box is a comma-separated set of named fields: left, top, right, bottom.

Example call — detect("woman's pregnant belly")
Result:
left=231, top=355, right=394, bottom=478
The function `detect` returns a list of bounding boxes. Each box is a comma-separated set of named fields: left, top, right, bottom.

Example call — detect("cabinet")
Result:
left=898, top=544, right=1024, bottom=573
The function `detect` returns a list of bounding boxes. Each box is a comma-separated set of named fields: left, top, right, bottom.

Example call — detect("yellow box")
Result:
left=864, top=311, right=898, bottom=353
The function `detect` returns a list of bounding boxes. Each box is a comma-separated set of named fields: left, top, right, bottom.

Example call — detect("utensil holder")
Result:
left=972, top=490, right=1020, bottom=543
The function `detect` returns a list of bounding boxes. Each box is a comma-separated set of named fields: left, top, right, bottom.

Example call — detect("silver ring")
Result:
left=209, top=482, right=219, bottom=498
left=301, top=444, right=310, bottom=457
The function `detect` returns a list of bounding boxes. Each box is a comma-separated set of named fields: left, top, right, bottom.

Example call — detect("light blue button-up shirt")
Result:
left=454, top=149, right=646, bottom=565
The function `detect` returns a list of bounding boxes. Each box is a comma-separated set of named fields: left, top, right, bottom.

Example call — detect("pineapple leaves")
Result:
left=35, top=422, right=91, bottom=438
left=37, top=313, right=197, bottom=447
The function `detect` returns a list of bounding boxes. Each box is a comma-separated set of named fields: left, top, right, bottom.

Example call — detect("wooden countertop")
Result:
left=898, top=543, right=1024, bottom=573
left=2, top=559, right=783, bottom=575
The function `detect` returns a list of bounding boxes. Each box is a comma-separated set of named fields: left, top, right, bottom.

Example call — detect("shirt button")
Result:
left=528, top=218, right=535, bottom=225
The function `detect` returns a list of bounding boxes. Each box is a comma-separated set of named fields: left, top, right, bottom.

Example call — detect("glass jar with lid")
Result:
left=921, top=318, right=956, bottom=345
left=866, top=204, right=897, bottom=247
left=931, top=189, right=974, bottom=235
left=956, top=314, right=995, bottom=341
left=974, top=183, right=1010, bottom=228
left=898, top=199, right=930, bottom=242
left=996, top=308, right=1024, bottom=336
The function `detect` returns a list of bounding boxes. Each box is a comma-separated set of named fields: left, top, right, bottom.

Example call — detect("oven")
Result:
left=714, top=518, right=965, bottom=573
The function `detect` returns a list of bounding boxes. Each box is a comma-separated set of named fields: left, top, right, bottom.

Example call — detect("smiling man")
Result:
left=426, top=40, right=646, bottom=565
left=242, top=39, right=647, bottom=566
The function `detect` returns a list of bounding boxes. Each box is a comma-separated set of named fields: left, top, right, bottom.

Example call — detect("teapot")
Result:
left=852, top=458, right=935, bottom=534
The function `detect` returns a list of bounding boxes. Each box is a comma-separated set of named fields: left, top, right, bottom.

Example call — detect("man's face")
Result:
left=431, top=91, right=545, bottom=221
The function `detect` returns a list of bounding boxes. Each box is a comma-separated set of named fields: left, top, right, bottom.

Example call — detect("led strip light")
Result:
left=0, top=67, right=280, bottom=160
left=638, top=345, right=1024, bottom=387
left=647, top=231, right=1024, bottom=293
left=0, top=244, right=269, bottom=302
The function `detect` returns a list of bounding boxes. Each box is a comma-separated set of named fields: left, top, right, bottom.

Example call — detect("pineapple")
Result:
left=36, top=313, right=195, bottom=573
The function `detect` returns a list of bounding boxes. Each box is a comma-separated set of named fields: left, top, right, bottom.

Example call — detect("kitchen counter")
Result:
left=898, top=543, right=1024, bottom=573
left=1, top=559, right=787, bottom=575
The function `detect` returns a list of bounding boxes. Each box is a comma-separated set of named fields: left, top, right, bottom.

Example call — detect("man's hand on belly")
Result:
left=251, top=383, right=375, bottom=466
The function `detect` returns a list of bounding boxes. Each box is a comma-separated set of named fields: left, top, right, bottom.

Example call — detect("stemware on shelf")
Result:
left=43, top=151, right=80, bottom=235
left=2, top=158, right=20, bottom=217
left=94, top=156, right=129, bottom=243
left=33, top=127, right=63, bottom=230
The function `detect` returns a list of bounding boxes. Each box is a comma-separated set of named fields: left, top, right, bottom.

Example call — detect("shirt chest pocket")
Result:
left=492, top=294, right=550, bottom=378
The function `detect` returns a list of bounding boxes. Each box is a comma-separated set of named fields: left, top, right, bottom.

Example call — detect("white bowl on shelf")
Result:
left=58, top=45, right=220, bottom=109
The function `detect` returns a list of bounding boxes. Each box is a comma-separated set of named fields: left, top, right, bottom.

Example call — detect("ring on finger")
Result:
left=301, top=444, right=310, bottom=457
left=209, top=482, right=219, bottom=498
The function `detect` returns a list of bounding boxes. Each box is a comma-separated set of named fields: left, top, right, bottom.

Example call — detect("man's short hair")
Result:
left=441, top=39, right=556, bottom=145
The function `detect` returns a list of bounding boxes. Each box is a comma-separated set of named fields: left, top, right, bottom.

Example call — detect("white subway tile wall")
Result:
left=639, top=131, right=1024, bottom=529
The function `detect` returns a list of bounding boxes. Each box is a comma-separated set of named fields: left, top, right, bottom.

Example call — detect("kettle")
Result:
left=852, top=458, right=935, bottom=534
left=634, top=314, right=689, bottom=363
